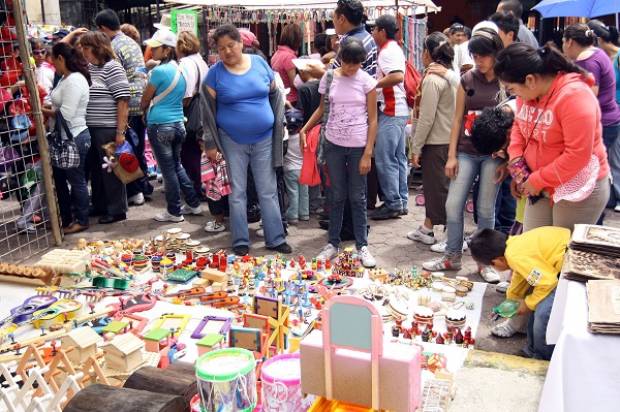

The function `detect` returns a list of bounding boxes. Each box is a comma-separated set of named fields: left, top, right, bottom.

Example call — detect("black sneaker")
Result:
left=267, top=242, right=293, bottom=254
left=400, top=208, right=408, bottom=216
left=370, top=205, right=400, bottom=220
left=233, top=245, right=250, bottom=256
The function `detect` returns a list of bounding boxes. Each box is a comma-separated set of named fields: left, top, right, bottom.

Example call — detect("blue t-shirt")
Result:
left=147, top=62, right=186, bottom=125
left=206, top=54, right=274, bottom=144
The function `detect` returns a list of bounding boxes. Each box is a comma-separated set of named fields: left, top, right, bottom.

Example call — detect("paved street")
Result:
left=60, top=180, right=620, bottom=356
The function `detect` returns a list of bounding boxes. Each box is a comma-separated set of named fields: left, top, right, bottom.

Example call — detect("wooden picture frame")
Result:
left=228, top=327, right=262, bottom=353
left=254, top=295, right=279, bottom=318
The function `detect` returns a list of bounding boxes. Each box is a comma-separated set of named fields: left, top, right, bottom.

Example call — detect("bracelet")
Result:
left=116, top=129, right=126, bottom=136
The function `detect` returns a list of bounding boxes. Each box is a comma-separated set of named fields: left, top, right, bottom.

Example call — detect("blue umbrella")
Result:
left=533, top=0, right=620, bottom=18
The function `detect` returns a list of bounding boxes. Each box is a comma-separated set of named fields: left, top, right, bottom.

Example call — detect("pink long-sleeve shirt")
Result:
left=508, top=72, right=609, bottom=194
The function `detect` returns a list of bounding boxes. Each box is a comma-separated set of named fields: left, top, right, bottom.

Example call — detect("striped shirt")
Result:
left=86, top=60, right=131, bottom=128
left=111, top=32, right=147, bottom=117
left=333, top=25, right=378, bottom=77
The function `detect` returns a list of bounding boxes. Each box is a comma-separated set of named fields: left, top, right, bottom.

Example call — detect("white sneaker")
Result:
left=430, top=240, right=468, bottom=254
left=204, top=221, right=225, bottom=233
left=154, top=211, right=184, bottom=223
left=358, top=246, right=376, bottom=268
left=479, top=266, right=501, bottom=284
left=407, top=226, right=436, bottom=245
left=128, top=193, right=145, bottom=206
left=180, top=204, right=203, bottom=215
left=16, top=221, right=37, bottom=234
left=496, top=281, right=510, bottom=294
left=492, top=315, right=528, bottom=338
left=317, top=243, right=338, bottom=261
left=615, top=204, right=620, bottom=213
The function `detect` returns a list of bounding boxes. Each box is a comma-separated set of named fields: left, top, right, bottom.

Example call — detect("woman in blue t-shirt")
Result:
left=204, top=24, right=291, bottom=256
left=141, top=29, right=201, bottom=223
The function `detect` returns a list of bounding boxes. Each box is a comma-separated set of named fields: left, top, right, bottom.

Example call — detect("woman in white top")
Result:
left=41, top=42, right=91, bottom=234
left=177, top=31, right=208, bottom=199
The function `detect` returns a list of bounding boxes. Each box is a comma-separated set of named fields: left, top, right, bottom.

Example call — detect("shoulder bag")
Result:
left=184, top=59, right=204, bottom=135
left=48, top=111, right=79, bottom=169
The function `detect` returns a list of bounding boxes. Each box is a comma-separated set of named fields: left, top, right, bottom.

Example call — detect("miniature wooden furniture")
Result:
left=63, top=384, right=186, bottom=412
left=143, top=328, right=171, bottom=353
left=300, top=295, right=422, bottom=411
left=196, top=334, right=224, bottom=355
left=104, top=333, right=144, bottom=373
left=61, top=326, right=102, bottom=364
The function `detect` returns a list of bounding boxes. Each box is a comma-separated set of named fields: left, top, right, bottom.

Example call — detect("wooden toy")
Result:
left=301, top=295, right=422, bottom=411
left=104, top=333, right=145, bottom=373
left=195, top=348, right=257, bottom=412
left=308, top=397, right=375, bottom=411
left=0, top=262, right=57, bottom=286
left=34, top=248, right=91, bottom=274
left=196, top=334, right=224, bottom=355
left=60, top=326, right=102, bottom=364
left=150, top=314, right=191, bottom=337
left=166, top=269, right=198, bottom=283
left=31, top=299, right=82, bottom=329
left=200, top=267, right=228, bottom=284
left=63, top=384, right=186, bottom=412
left=143, top=328, right=172, bottom=353
left=191, top=315, right=232, bottom=339
left=229, top=326, right=263, bottom=353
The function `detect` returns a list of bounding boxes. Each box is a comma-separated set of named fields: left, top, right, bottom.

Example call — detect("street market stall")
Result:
left=0, top=227, right=484, bottom=411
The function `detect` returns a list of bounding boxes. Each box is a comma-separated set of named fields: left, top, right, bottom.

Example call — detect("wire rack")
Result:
left=0, top=0, right=61, bottom=263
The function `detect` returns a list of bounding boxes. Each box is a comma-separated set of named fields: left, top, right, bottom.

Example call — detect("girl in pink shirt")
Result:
left=299, top=37, right=378, bottom=268
left=495, top=43, right=610, bottom=231
left=271, top=23, right=302, bottom=106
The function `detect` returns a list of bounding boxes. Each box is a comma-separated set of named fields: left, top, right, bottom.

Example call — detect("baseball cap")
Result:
left=473, top=21, right=499, bottom=35
left=325, top=28, right=336, bottom=36
left=144, top=29, right=177, bottom=48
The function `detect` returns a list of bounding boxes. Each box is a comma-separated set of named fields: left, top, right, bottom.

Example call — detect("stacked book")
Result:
left=563, top=225, right=620, bottom=282
left=586, top=279, right=620, bottom=334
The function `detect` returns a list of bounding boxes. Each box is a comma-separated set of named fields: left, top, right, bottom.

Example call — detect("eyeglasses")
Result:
left=33, top=49, right=46, bottom=56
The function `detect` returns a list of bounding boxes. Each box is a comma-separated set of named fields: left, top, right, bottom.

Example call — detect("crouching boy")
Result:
left=469, top=226, right=571, bottom=360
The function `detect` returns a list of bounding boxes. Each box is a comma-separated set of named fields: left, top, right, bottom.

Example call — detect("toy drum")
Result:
left=260, top=353, right=307, bottom=412
left=196, top=348, right=257, bottom=412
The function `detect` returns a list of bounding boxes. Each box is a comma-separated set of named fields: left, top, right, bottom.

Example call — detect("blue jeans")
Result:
left=602, top=124, right=620, bottom=207
left=54, top=129, right=91, bottom=226
left=325, top=141, right=368, bottom=249
left=446, top=153, right=501, bottom=256
left=147, top=122, right=199, bottom=216
left=526, top=289, right=556, bottom=360
left=375, top=113, right=409, bottom=210
left=219, top=129, right=285, bottom=248
left=284, top=169, right=309, bottom=220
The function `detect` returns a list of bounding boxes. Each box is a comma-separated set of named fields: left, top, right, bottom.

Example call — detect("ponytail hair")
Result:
left=424, top=32, right=454, bottom=68
left=588, top=19, right=619, bottom=46
left=564, top=23, right=596, bottom=47
left=495, top=42, right=585, bottom=84
left=51, top=42, right=91, bottom=85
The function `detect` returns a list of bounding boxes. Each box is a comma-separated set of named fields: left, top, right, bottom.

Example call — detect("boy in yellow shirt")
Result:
left=469, top=226, right=571, bottom=360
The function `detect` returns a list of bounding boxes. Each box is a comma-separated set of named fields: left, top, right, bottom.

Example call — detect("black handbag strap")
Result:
left=55, top=110, right=74, bottom=141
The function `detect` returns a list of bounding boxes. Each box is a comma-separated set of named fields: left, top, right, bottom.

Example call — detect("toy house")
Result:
left=104, top=333, right=144, bottom=373
left=61, top=327, right=102, bottom=364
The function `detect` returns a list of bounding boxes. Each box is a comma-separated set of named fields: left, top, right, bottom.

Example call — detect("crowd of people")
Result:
left=20, top=1, right=620, bottom=357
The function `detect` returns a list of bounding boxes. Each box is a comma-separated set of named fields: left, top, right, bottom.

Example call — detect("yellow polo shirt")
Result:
left=505, top=226, right=570, bottom=310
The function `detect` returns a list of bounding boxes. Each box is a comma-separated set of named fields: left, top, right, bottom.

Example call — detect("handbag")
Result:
left=101, top=141, right=144, bottom=185
left=316, top=69, right=335, bottom=165
left=48, top=111, right=80, bottom=169
left=184, top=59, right=204, bottom=135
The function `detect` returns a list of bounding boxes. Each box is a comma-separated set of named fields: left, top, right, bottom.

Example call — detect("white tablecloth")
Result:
left=538, top=278, right=620, bottom=412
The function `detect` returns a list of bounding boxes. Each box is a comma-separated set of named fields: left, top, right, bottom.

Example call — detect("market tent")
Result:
left=164, top=0, right=441, bottom=14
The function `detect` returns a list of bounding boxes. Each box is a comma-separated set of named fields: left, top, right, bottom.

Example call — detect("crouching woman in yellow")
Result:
left=469, top=226, right=570, bottom=360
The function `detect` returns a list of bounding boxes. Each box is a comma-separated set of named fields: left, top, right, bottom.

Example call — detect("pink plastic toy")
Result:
left=261, top=353, right=308, bottom=411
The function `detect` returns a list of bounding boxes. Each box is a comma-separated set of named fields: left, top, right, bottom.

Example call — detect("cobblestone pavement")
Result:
left=61, top=181, right=620, bottom=356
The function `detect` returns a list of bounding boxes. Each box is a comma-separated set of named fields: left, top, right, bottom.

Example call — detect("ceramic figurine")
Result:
left=454, top=328, right=464, bottom=344
left=435, top=334, right=445, bottom=345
